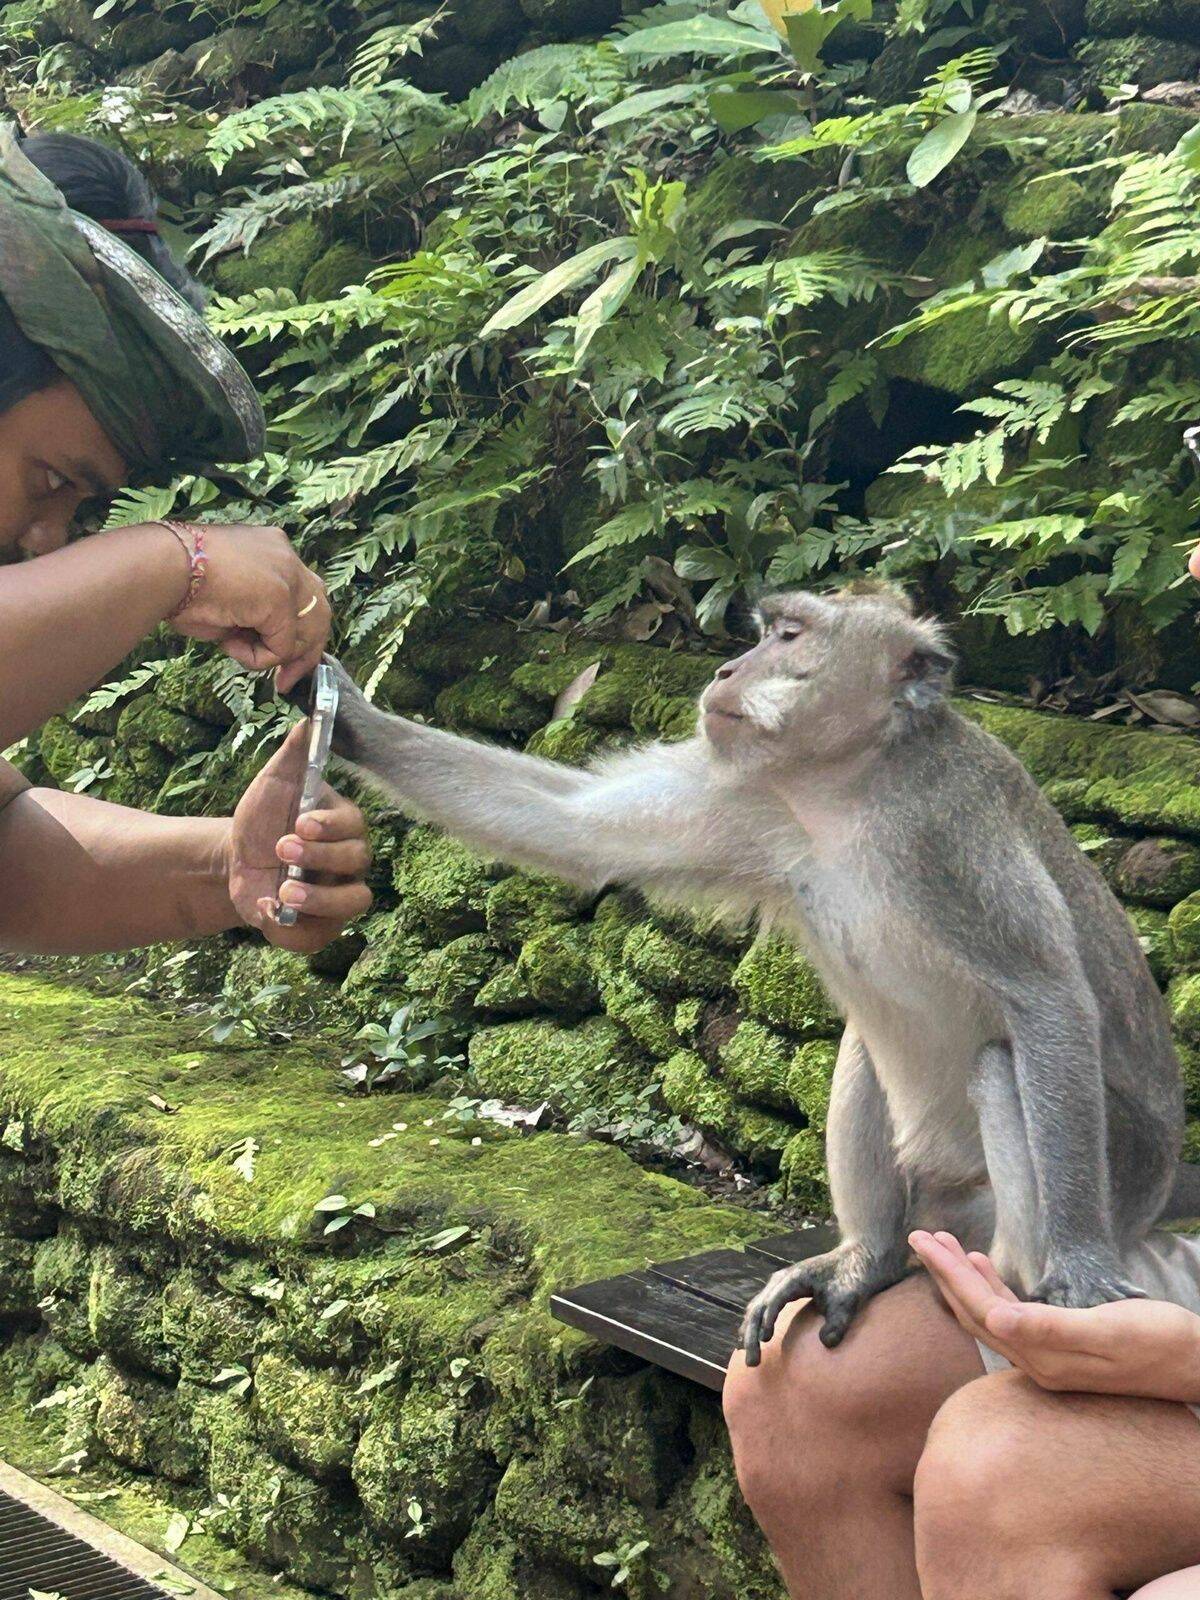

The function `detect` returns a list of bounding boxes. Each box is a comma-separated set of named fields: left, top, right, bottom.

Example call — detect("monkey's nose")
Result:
left=714, top=663, right=736, bottom=681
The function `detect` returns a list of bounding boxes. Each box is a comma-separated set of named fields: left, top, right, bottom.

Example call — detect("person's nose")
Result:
left=18, top=519, right=70, bottom=558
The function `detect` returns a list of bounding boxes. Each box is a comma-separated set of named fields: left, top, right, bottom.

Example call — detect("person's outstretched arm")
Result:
left=0, top=521, right=331, bottom=746
left=0, top=725, right=372, bottom=955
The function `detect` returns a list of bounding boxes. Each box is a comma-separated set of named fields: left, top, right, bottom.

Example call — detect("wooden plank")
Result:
left=746, top=1224, right=840, bottom=1265
left=550, top=1269, right=739, bottom=1391
left=649, top=1247, right=775, bottom=1312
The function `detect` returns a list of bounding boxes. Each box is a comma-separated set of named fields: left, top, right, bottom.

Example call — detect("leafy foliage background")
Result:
left=4, top=0, right=1200, bottom=793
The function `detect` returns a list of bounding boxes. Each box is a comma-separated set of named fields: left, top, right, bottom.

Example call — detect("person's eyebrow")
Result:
left=60, top=458, right=120, bottom=498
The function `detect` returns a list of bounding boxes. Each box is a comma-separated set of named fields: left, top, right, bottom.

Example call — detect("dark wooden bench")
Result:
left=550, top=1222, right=838, bottom=1390
left=551, top=1171, right=1200, bottom=1389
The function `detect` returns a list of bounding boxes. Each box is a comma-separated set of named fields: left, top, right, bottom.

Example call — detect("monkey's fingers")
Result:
left=817, top=1290, right=863, bottom=1348
left=740, top=1269, right=815, bottom=1365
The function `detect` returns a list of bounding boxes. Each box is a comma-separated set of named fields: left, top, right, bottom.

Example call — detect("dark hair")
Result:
left=20, top=132, right=205, bottom=311
left=0, top=132, right=205, bottom=419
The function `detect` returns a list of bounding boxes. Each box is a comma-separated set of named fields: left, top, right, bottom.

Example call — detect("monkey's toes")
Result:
left=1033, top=1270, right=1148, bottom=1309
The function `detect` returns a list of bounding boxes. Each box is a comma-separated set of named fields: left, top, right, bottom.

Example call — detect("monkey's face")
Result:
left=698, top=588, right=953, bottom=767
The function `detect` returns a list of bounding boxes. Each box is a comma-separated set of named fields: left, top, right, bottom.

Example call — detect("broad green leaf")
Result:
left=164, top=1513, right=191, bottom=1554
left=481, top=237, right=638, bottom=336
left=783, top=0, right=871, bottom=73
left=980, top=238, right=1046, bottom=289
left=592, top=85, right=703, bottom=130
left=614, top=15, right=782, bottom=61
left=313, top=1193, right=349, bottom=1212
left=320, top=1298, right=350, bottom=1318
left=906, top=107, right=977, bottom=187
left=708, top=88, right=802, bottom=133
left=574, top=254, right=642, bottom=363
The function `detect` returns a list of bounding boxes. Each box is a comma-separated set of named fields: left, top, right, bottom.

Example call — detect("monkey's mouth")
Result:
left=704, top=707, right=743, bottom=722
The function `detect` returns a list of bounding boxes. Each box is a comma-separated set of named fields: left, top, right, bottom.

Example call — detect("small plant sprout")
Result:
left=313, top=1194, right=377, bottom=1234
left=593, top=1538, right=651, bottom=1589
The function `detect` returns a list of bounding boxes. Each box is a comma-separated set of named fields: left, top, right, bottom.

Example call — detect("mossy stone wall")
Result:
left=0, top=974, right=780, bottom=1600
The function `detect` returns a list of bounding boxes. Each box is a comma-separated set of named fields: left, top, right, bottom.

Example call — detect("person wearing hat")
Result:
left=0, top=124, right=371, bottom=955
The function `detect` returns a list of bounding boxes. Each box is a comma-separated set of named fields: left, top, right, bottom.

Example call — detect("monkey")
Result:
left=310, top=585, right=1185, bottom=1366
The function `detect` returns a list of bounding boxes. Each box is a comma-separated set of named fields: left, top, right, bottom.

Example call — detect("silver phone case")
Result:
left=276, top=663, right=339, bottom=927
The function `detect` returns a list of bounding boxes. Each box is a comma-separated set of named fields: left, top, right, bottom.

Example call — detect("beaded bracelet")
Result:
left=158, top=520, right=209, bottom=620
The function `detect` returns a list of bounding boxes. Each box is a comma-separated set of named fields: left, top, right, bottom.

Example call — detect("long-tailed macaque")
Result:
left=313, top=587, right=1183, bottom=1364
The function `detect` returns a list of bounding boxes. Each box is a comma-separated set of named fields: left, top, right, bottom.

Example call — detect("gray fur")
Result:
left=320, top=586, right=1183, bottom=1361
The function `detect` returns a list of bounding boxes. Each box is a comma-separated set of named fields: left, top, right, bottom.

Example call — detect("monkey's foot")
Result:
left=739, top=1243, right=912, bottom=1367
left=1031, top=1249, right=1149, bottom=1310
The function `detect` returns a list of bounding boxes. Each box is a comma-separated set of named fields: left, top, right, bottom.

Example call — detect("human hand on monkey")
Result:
left=911, top=1229, right=1200, bottom=1404
left=225, top=720, right=373, bottom=953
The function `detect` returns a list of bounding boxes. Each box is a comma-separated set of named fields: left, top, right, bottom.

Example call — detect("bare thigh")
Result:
left=916, top=1369, right=1200, bottom=1595
left=724, top=1270, right=985, bottom=1494
left=1134, top=1572, right=1200, bottom=1599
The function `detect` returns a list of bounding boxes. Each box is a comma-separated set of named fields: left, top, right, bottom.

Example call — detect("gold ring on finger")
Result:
left=297, top=594, right=319, bottom=618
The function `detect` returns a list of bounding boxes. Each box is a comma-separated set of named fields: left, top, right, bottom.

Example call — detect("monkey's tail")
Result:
left=1161, top=1160, right=1200, bottom=1224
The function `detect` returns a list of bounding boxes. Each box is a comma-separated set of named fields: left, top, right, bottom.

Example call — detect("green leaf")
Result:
left=164, top=1513, right=191, bottom=1554
left=313, top=1194, right=350, bottom=1212
left=614, top=16, right=782, bottom=62
left=592, top=85, right=703, bottom=130
left=574, top=254, right=642, bottom=363
left=707, top=89, right=801, bottom=134
left=320, top=1299, right=350, bottom=1319
left=906, top=108, right=977, bottom=187
left=783, top=0, right=871, bottom=73
left=481, top=237, right=638, bottom=337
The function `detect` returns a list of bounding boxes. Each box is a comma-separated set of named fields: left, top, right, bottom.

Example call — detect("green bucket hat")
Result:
left=0, top=123, right=264, bottom=473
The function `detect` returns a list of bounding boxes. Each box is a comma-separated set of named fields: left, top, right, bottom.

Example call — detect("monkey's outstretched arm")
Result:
left=741, top=1033, right=913, bottom=1361
left=329, top=661, right=754, bottom=894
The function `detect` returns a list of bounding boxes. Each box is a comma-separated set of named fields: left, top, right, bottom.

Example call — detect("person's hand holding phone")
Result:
left=225, top=717, right=372, bottom=953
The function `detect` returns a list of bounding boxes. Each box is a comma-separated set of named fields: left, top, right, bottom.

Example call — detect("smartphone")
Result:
left=275, top=662, right=340, bottom=927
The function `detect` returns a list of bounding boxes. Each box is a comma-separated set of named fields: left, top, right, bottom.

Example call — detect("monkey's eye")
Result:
left=776, top=623, right=804, bottom=641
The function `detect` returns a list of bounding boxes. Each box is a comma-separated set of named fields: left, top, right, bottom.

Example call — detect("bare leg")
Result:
left=723, top=1273, right=984, bottom=1600
left=915, top=1369, right=1200, bottom=1600
left=1133, top=1574, right=1200, bottom=1598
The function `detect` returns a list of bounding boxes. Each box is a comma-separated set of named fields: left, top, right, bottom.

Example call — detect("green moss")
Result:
left=526, top=717, right=621, bottom=762
left=719, top=1021, right=795, bottom=1113
left=155, top=656, right=236, bottom=728
left=87, top=1247, right=176, bottom=1379
left=965, top=701, right=1200, bottom=838
left=660, top=1051, right=792, bottom=1167
left=468, top=1015, right=645, bottom=1116
left=779, top=1129, right=830, bottom=1211
left=38, top=717, right=105, bottom=786
left=630, top=691, right=698, bottom=741
left=117, top=695, right=221, bottom=758
left=1114, top=100, right=1200, bottom=154
left=1085, top=0, right=1200, bottom=38
left=223, top=942, right=340, bottom=1031
left=393, top=827, right=501, bottom=940
left=622, top=923, right=733, bottom=1001
left=484, top=873, right=592, bottom=949
left=353, top=1384, right=494, bottom=1555
left=212, top=216, right=325, bottom=297
left=1129, top=905, right=1173, bottom=984
left=516, top=923, right=598, bottom=1013
left=1112, top=836, right=1200, bottom=907
left=1000, top=172, right=1104, bottom=240
left=342, top=907, right=431, bottom=1012
left=1170, top=893, right=1200, bottom=971
left=0, top=1236, right=36, bottom=1320
left=300, top=240, right=372, bottom=301
left=161, top=1269, right=263, bottom=1377
left=510, top=649, right=610, bottom=704
left=733, top=937, right=840, bottom=1037
left=786, top=1040, right=838, bottom=1131
left=408, top=932, right=506, bottom=1015
left=597, top=966, right=681, bottom=1057
left=91, top=1357, right=202, bottom=1482
left=435, top=673, right=545, bottom=736
left=373, top=660, right=435, bottom=713
left=1075, top=32, right=1200, bottom=90
left=253, top=1352, right=358, bottom=1479
left=1170, top=972, right=1200, bottom=1045
left=32, top=1229, right=95, bottom=1356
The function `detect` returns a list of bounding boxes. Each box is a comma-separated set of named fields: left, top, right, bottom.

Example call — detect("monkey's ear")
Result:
left=897, top=644, right=955, bottom=711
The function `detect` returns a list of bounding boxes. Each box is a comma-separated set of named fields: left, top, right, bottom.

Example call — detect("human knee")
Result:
left=915, top=1377, right=1098, bottom=1600
left=723, top=1305, right=898, bottom=1508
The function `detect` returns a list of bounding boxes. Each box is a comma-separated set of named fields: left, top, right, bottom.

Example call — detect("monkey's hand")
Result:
left=739, top=1242, right=912, bottom=1365
left=1031, top=1247, right=1149, bottom=1311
